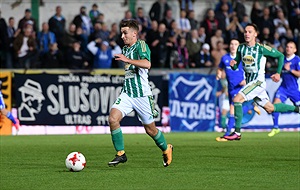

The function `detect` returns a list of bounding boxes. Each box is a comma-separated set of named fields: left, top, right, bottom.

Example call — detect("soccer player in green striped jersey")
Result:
left=224, top=23, right=300, bottom=141
left=108, top=19, right=173, bottom=167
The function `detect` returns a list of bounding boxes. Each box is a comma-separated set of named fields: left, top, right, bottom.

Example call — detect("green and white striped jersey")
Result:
left=233, top=43, right=284, bottom=84
left=121, top=40, right=152, bottom=98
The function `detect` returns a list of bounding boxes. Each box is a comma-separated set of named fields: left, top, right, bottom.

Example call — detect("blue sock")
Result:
left=6, top=112, right=16, bottom=124
left=272, top=112, right=279, bottom=129
left=225, top=115, right=235, bottom=136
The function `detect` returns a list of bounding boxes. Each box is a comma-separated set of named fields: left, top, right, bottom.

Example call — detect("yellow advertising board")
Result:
left=0, top=71, right=12, bottom=135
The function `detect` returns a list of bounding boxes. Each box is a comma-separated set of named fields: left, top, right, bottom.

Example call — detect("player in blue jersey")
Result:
left=215, top=38, right=260, bottom=142
left=225, top=23, right=300, bottom=141
left=0, top=81, right=20, bottom=131
left=268, top=41, right=300, bottom=137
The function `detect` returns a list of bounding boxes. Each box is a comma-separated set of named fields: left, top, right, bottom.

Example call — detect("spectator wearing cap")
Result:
left=190, top=43, right=213, bottom=68
left=18, top=8, right=37, bottom=32
left=87, top=38, right=121, bottom=69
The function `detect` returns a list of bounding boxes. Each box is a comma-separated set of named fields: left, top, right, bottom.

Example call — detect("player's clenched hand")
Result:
left=270, top=73, right=280, bottom=82
left=114, top=54, right=129, bottom=63
left=230, top=60, right=237, bottom=67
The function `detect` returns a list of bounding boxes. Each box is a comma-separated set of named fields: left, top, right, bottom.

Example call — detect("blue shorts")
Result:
left=228, top=86, right=243, bottom=105
left=275, top=86, right=300, bottom=106
left=0, top=91, right=5, bottom=110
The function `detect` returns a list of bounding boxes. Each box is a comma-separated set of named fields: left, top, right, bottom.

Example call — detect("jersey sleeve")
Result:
left=232, top=45, right=242, bottom=70
left=137, top=40, right=151, bottom=61
left=262, top=44, right=284, bottom=74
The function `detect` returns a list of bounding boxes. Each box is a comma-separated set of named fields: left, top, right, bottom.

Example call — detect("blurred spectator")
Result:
left=62, top=23, right=77, bottom=53
left=94, top=13, right=105, bottom=24
left=149, top=0, right=171, bottom=22
left=178, top=0, right=194, bottom=12
left=257, top=7, right=275, bottom=36
left=89, top=21, right=103, bottom=42
left=5, top=17, right=19, bottom=68
left=280, top=29, right=295, bottom=48
left=198, top=26, right=206, bottom=44
left=74, top=27, right=88, bottom=53
left=210, top=29, right=225, bottom=50
left=89, top=3, right=101, bottom=25
left=240, top=15, right=250, bottom=29
left=122, top=10, right=133, bottom=21
left=177, top=10, right=191, bottom=37
left=211, top=40, right=227, bottom=67
left=0, top=11, right=8, bottom=67
left=72, top=6, right=93, bottom=37
left=190, top=43, right=213, bottom=68
left=37, top=22, right=56, bottom=59
left=67, top=41, right=89, bottom=69
left=215, top=2, right=231, bottom=37
left=273, top=9, right=290, bottom=38
left=41, top=42, right=64, bottom=68
left=161, top=9, right=175, bottom=31
left=48, top=6, right=66, bottom=49
left=273, top=32, right=281, bottom=49
left=250, top=1, right=263, bottom=26
left=135, top=7, right=151, bottom=32
left=109, top=23, right=123, bottom=47
left=99, top=23, right=110, bottom=42
left=269, top=0, right=286, bottom=19
left=175, top=37, right=189, bottom=68
left=186, top=29, right=202, bottom=63
left=215, top=0, right=233, bottom=15
left=87, top=39, right=121, bottom=69
left=226, top=15, right=244, bottom=41
left=146, top=20, right=159, bottom=67
left=259, top=27, right=274, bottom=46
left=155, top=23, right=171, bottom=68
left=287, top=0, right=300, bottom=34
left=18, top=9, right=37, bottom=32
left=187, top=10, right=198, bottom=30
left=13, top=25, right=38, bottom=69
left=201, top=8, right=219, bottom=44
left=233, top=0, right=246, bottom=22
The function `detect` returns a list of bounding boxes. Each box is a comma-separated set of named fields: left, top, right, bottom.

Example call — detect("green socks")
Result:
left=234, top=102, right=243, bottom=133
left=274, top=103, right=296, bottom=113
left=221, top=115, right=227, bottom=129
left=152, top=130, right=168, bottom=151
left=111, top=128, right=124, bottom=151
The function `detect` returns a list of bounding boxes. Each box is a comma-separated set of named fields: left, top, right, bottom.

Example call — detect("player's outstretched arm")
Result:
left=115, top=54, right=151, bottom=69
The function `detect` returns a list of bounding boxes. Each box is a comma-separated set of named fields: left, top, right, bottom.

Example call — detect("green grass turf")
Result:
left=0, top=132, right=299, bottom=190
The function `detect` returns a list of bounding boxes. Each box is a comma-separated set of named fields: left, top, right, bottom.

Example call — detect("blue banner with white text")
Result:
left=169, top=73, right=218, bottom=131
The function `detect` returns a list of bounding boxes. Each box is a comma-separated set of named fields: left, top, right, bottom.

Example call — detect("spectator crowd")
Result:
left=0, top=0, right=299, bottom=72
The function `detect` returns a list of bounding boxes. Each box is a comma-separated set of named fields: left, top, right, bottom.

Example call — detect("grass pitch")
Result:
left=0, top=132, right=299, bottom=190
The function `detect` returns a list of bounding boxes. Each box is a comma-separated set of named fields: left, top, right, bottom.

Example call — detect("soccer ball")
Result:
left=65, top=152, right=86, bottom=172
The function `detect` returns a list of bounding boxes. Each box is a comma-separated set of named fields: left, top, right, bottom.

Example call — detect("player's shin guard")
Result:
left=272, top=112, right=279, bottom=129
left=274, top=103, right=296, bottom=113
left=234, top=102, right=243, bottom=133
left=111, top=128, right=124, bottom=152
left=152, top=129, right=168, bottom=151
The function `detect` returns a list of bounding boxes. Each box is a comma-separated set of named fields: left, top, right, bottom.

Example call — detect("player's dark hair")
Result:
left=230, top=38, right=239, bottom=43
left=245, top=23, right=258, bottom=32
left=120, top=19, right=139, bottom=32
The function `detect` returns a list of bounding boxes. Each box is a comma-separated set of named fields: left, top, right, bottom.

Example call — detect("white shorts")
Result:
left=111, top=92, right=156, bottom=125
left=239, top=80, right=270, bottom=107
left=219, top=93, right=230, bottom=111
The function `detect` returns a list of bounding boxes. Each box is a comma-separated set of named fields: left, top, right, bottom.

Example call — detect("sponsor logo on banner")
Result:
left=169, top=73, right=217, bottom=131
left=15, top=74, right=164, bottom=126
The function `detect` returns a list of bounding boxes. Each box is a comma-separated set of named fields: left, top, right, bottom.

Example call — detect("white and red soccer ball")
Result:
left=65, top=152, right=86, bottom=172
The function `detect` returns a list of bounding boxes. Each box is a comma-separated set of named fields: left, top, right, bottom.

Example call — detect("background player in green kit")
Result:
left=108, top=19, right=173, bottom=167
left=224, top=23, right=300, bottom=141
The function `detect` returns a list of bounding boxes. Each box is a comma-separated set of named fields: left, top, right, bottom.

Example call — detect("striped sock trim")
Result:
left=111, top=128, right=122, bottom=135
